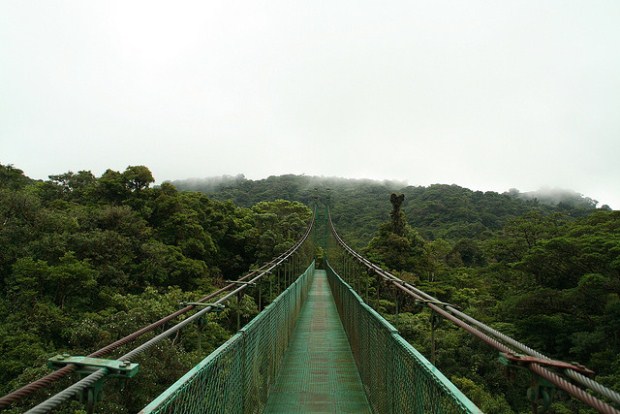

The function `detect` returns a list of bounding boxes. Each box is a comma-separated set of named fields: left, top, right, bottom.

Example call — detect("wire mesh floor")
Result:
left=263, top=269, right=372, bottom=413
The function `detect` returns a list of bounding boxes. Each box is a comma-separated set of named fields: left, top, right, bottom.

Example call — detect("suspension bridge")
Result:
left=1, top=208, right=619, bottom=413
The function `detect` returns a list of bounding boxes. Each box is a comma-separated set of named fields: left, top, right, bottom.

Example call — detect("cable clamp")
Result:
left=48, top=355, right=139, bottom=378
left=180, top=302, right=225, bottom=310
left=225, top=280, right=257, bottom=286
left=499, top=352, right=594, bottom=376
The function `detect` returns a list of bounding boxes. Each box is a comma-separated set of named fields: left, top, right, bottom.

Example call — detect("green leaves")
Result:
left=355, top=190, right=620, bottom=412
left=7, top=253, right=98, bottom=311
left=123, top=166, right=155, bottom=192
left=249, top=200, right=312, bottom=262
left=450, top=377, right=512, bottom=414
left=0, top=164, right=32, bottom=191
left=0, top=164, right=321, bottom=412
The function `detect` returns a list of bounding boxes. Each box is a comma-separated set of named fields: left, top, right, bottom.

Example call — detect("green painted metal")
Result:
left=326, top=262, right=482, bottom=414
left=47, top=355, right=140, bottom=413
left=141, top=258, right=481, bottom=414
left=47, top=355, right=139, bottom=378
left=263, top=270, right=372, bottom=413
left=139, top=261, right=316, bottom=414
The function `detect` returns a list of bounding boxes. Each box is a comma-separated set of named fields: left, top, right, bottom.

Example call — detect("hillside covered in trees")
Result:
left=178, top=174, right=620, bottom=413
left=173, top=174, right=606, bottom=247
left=0, top=165, right=312, bottom=413
left=2, top=168, right=618, bottom=413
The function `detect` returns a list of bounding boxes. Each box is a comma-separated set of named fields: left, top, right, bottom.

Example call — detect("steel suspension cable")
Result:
left=437, top=302, right=620, bottom=405
left=357, top=242, right=620, bottom=407
left=27, top=273, right=275, bottom=414
left=382, top=277, right=620, bottom=413
left=0, top=246, right=302, bottom=410
left=328, top=210, right=620, bottom=413
left=18, top=214, right=315, bottom=413
left=383, top=273, right=620, bottom=407
left=0, top=282, right=252, bottom=409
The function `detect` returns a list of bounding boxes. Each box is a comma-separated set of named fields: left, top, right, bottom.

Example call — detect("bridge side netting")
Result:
left=140, top=262, right=316, bottom=414
left=326, top=263, right=481, bottom=414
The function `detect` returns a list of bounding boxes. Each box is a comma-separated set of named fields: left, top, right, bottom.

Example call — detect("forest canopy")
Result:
left=179, top=173, right=619, bottom=413
left=0, top=165, right=312, bottom=412
left=2, top=168, right=618, bottom=413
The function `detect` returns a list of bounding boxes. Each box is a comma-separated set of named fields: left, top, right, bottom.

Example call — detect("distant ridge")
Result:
left=513, top=187, right=606, bottom=210
left=172, top=174, right=603, bottom=209
left=171, top=174, right=605, bottom=246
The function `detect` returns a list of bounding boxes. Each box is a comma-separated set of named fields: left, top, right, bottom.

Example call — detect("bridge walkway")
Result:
left=263, top=269, right=372, bottom=413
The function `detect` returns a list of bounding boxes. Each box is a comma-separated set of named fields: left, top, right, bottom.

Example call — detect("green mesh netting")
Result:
left=140, top=262, right=315, bottom=414
left=326, top=263, right=482, bottom=414
left=263, top=270, right=372, bottom=413
left=142, top=260, right=480, bottom=414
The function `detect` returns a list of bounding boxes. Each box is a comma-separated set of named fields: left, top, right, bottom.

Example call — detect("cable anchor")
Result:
left=48, top=355, right=139, bottom=413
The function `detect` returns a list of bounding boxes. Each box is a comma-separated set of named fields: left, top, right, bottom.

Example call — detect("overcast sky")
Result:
left=1, top=1, right=619, bottom=207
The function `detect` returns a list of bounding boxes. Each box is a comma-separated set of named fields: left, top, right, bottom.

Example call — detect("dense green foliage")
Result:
left=0, top=165, right=311, bottom=413
left=3, top=169, right=617, bottom=413
left=360, top=200, right=620, bottom=413
left=182, top=174, right=618, bottom=413
left=173, top=174, right=601, bottom=248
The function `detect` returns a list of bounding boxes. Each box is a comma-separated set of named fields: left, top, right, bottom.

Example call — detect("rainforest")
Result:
left=1, top=165, right=619, bottom=413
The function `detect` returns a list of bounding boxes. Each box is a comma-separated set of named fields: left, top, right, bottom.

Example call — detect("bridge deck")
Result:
left=263, top=269, right=372, bottom=413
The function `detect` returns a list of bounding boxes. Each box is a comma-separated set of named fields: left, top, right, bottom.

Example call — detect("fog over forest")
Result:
left=1, top=1, right=619, bottom=208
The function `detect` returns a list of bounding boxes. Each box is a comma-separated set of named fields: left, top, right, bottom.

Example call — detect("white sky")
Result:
left=1, top=1, right=619, bottom=207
